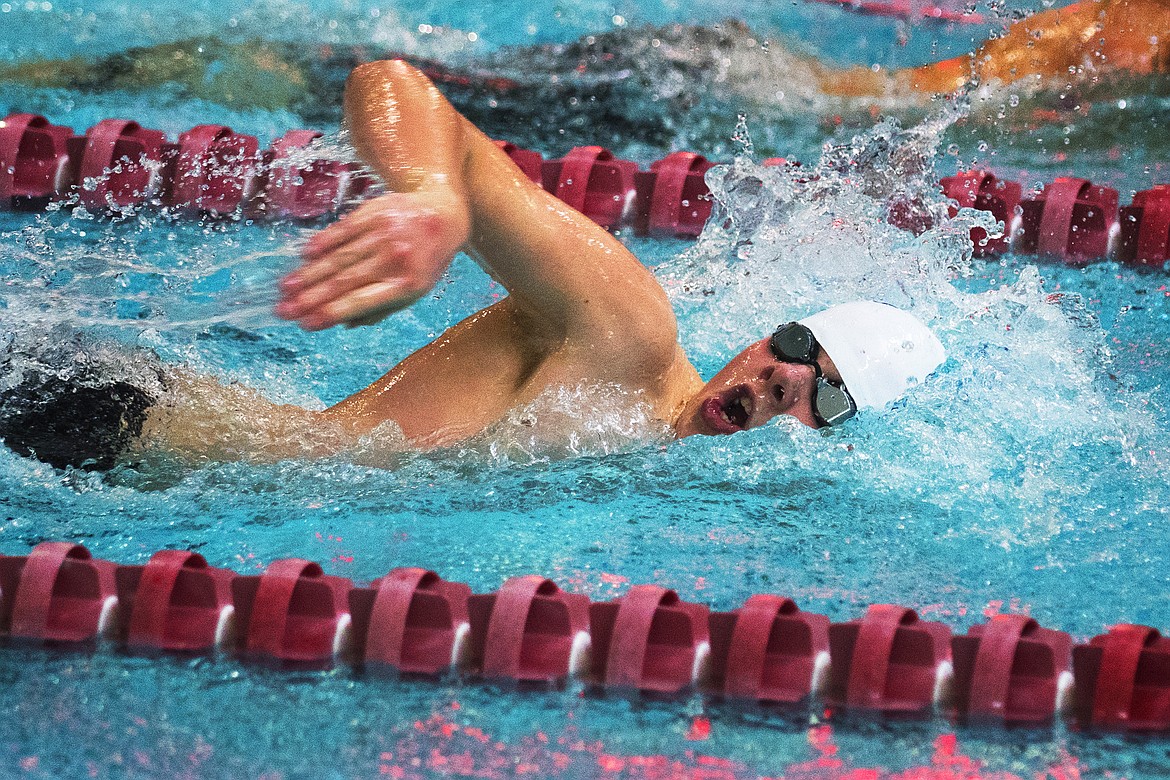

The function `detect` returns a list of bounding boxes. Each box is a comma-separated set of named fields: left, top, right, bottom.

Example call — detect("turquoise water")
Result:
left=3, top=1, right=1170, bottom=778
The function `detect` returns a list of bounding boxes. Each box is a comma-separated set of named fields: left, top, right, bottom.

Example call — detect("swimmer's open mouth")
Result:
left=700, top=385, right=753, bottom=434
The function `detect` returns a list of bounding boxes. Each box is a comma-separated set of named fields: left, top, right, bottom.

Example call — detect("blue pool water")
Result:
left=2, top=0, right=1170, bottom=777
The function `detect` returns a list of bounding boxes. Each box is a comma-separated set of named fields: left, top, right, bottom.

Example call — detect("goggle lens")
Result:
left=769, top=323, right=817, bottom=365
left=769, top=322, right=858, bottom=427
left=813, top=377, right=856, bottom=426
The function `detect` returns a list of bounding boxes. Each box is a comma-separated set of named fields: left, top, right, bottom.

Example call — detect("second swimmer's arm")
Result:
left=817, top=0, right=1169, bottom=97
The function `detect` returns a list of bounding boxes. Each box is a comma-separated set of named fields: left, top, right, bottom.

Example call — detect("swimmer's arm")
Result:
left=279, top=60, right=679, bottom=375
left=914, top=1, right=1093, bottom=90
left=819, top=0, right=1168, bottom=97
left=276, top=60, right=472, bottom=330
left=454, top=111, right=680, bottom=365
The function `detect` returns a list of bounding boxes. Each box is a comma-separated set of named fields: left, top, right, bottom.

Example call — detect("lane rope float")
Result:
left=2, top=113, right=1167, bottom=267
left=2, top=540, right=1169, bottom=733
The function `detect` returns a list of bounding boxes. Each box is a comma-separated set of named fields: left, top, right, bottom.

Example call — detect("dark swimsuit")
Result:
left=0, top=330, right=165, bottom=471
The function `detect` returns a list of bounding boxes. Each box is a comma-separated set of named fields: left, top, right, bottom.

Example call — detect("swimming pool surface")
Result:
left=2, top=0, right=1170, bottom=777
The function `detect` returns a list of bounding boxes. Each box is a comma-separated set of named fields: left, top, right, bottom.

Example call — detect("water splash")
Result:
left=660, top=103, right=983, bottom=356
left=0, top=98, right=1165, bottom=562
left=655, top=105, right=1167, bottom=546
left=0, top=131, right=377, bottom=335
left=471, top=383, right=673, bottom=464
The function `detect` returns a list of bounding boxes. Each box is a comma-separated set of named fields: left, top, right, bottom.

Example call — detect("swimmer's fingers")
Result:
left=277, top=249, right=420, bottom=320
left=286, top=198, right=457, bottom=297
left=279, top=232, right=403, bottom=300
left=298, top=191, right=448, bottom=265
left=300, top=224, right=358, bottom=265
left=344, top=311, right=389, bottom=329
left=300, top=201, right=388, bottom=262
left=300, top=280, right=425, bottom=331
left=279, top=191, right=468, bottom=329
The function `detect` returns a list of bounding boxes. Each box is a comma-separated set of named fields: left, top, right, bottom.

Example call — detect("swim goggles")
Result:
left=769, top=322, right=858, bottom=427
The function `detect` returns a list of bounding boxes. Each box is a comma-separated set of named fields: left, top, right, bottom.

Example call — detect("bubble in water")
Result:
left=732, top=114, right=754, bottom=157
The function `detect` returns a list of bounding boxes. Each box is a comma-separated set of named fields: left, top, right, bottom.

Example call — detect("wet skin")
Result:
left=674, top=338, right=845, bottom=437
left=136, top=60, right=836, bottom=462
left=898, top=0, right=1170, bottom=93
left=10, top=7, right=1158, bottom=464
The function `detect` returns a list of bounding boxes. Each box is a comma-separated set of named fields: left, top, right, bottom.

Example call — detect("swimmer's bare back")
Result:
left=5, top=1, right=1167, bottom=117
left=143, top=61, right=702, bottom=460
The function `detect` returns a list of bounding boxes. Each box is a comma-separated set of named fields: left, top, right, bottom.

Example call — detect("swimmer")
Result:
left=2, top=0, right=1166, bottom=143
left=0, top=61, right=945, bottom=470
left=821, top=0, right=1170, bottom=96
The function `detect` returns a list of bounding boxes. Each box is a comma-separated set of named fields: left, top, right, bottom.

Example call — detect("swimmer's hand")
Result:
left=275, top=189, right=470, bottom=330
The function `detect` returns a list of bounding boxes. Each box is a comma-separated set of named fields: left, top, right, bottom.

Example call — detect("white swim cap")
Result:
left=799, top=301, right=946, bottom=410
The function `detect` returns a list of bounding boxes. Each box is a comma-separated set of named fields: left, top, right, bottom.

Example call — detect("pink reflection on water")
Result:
left=367, top=704, right=1085, bottom=780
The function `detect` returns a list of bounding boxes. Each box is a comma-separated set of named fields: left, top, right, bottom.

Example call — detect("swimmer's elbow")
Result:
left=346, top=59, right=428, bottom=93
left=344, top=59, right=454, bottom=128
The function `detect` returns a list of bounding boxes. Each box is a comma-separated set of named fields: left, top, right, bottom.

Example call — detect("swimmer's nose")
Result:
left=772, top=376, right=794, bottom=414
left=748, top=366, right=786, bottom=423
left=759, top=362, right=817, bottom=425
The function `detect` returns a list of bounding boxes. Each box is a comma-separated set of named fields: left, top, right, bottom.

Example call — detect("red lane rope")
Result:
left=2, top=540, right=1169, bottom=733
left=3, top=114, right=1167, bottom=267
left=124, top=549, right=208, bottom=649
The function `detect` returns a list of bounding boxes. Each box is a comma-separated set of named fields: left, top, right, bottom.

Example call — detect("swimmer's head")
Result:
left=673, top=300, right=946, bottom=436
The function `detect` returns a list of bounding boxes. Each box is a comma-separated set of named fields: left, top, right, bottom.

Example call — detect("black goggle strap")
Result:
left=813, top=377, right=857, bottom=427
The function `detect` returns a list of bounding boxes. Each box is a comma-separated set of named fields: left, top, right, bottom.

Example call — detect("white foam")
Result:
left=451, top=622, right=473, bottom=669
left=650, top=110, right=1167, bottom=543
left=568, top=630, right=592, bottom=678
left=332, top=613, right=353, bottom=658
